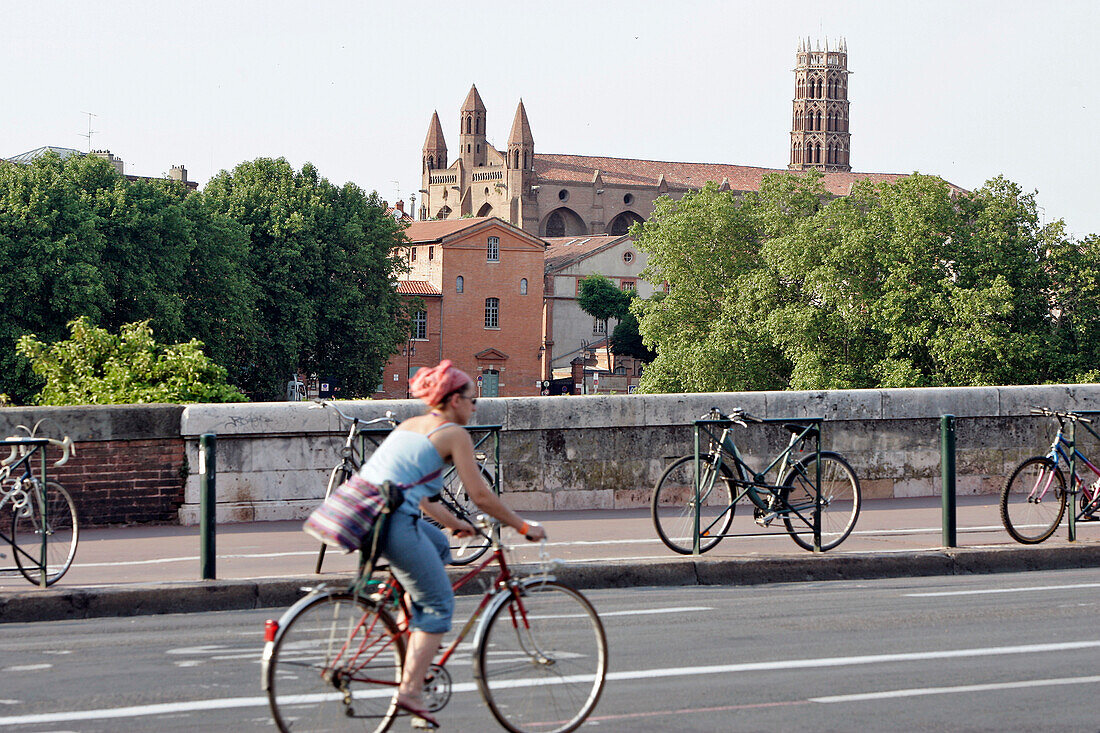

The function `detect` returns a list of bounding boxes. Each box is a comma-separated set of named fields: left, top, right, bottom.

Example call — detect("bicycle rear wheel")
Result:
left=12, top=480, right=79, bottom=586
left=266, top=592, right=404, bottom=733
left=779, top=452, right=861, bottom=551
left=1000, top=456, right=1066, bottom=544
left=427, top=465, right=494, bottom=565
left=651, top=455, right=735, bottom=554
left=475, top=580, right=607, bottom=733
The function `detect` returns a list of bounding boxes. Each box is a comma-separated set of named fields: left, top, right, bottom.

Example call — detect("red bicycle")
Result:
left=262, top=516, right=608, bottom=732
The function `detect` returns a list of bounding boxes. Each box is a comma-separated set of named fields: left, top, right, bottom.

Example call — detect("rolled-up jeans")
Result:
left=380, top=511, right=454, bottom=633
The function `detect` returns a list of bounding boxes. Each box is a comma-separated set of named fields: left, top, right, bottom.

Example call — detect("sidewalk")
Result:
left=2, top=496, right=1099, bottom=623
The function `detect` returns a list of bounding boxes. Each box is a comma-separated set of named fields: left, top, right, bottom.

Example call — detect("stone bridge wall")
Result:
left=4, top=385, right=1100, bottom=526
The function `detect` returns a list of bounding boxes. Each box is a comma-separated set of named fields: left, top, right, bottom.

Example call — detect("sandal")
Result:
left=393, top=698, right=440, bottom=730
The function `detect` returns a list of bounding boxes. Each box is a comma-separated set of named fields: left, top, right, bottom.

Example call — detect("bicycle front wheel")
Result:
left=1000, top=456, right=1066, bottom=544
left=266, top=592, right=404, bottom=733
left=12, top=481, right=79, bottom=586
left=779, top=452, right=861, bottom=551
left=475, top=581, right=608, bottom=733
left=651, top=455, right=735, bottom=554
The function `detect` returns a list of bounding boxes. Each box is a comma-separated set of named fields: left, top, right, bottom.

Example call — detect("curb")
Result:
left=3, top=544, right=1100, bottom=624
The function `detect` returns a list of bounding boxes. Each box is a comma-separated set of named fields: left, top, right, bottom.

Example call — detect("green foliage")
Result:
left=17, top=317, right=245, bottom=404
left=0, top=151, right=256, bottom=403
left=202, top=158, right=408, bottom=399
left=0, top=153, right=407, bottom=403
left=632, top=171, right=1099, bottom=393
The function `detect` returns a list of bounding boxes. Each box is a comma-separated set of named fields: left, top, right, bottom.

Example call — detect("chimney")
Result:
left=91, top=150, right=124, bottom=175
left=169, top=165, right=188, bottom=183
left=396, top=199, right=405, bottom=214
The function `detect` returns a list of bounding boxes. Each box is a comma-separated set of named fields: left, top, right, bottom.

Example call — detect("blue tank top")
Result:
left=357, top=426, right=450, bottom=516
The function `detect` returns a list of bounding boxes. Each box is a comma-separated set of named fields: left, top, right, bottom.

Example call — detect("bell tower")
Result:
left=789, top=38, right=851, bottom=172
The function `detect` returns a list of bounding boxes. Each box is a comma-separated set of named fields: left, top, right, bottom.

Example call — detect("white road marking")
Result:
left=63, top=519, right=1010, bottom=571
left=906, top=582, right=1100, bottom=597
left=2, top=639, right=1095, bottom=726
left=811, top=674, right=1100, bottom=703
left=1, top=664, right=51, bottom=672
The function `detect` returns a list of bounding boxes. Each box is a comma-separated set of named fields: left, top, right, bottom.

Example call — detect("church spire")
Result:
left=507, top=99, right=534, bottom=171
left=459, top=84, right=487, bottom=167
left=422, top=111, right=447, bottom=173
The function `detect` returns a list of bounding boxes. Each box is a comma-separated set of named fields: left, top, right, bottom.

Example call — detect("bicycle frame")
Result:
left=1042, top=413, right=1100, bottom=538
left=690, top=413, right=825, bottom=553
left=282, top=525, right=548, bottom=696
left=0, top=438, right=53, bottom=586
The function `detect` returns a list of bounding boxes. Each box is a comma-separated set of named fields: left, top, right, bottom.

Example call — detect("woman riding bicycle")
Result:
left=358, top=359, right=546, bottom=729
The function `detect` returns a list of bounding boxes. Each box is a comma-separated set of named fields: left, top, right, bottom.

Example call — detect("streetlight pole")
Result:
left=404, top=341, right=416, bottom=398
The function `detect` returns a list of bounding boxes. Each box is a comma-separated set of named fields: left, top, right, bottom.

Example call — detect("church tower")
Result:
left=506, top=101, right=534, bottom=177
left=789, top=38, right=851, bottom=172
left=422, top=111, right=447, bottom=175
left=459, top=84, right=488, bottom=168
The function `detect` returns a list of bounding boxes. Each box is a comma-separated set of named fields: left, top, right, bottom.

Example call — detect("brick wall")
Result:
left=0, top=405, right=185, bottom=526
left=49, top=438, right=186, bottom=525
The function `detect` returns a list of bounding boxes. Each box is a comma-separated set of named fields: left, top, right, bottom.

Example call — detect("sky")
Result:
left=5, top=0, right=1098, bottom=237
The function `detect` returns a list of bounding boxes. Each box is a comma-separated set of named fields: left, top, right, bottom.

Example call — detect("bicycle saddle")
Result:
left=783, top=424, right=819, bottom=441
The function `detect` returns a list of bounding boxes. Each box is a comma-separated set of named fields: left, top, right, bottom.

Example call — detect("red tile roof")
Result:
left=396, top=280, right=441, bottom=296
left=404, top=217, right=495, bottom=243
left=543, top=234, right=630, bottom=272
left=533, top=153, right=953, bottom=196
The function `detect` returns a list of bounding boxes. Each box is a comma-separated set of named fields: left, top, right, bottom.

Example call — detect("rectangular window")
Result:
left=412, top=310, right=427, bottom=340
left=593, top=318, right=607, bottom=335
left=411, top=246, right=417, bottom=262
left=428, top=245, right=434, bottom=261
left=484, top=297, right=499, bottom=328
left=620, top=279, right=637, bottom=291
left=487, top=236, right=500, bottom=262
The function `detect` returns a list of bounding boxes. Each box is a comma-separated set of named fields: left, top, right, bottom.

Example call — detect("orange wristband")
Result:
left=519, top=521, right=530, bottom=535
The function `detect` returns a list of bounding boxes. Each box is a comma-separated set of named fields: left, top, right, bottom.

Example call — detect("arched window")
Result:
left=523, top=151, right=529, bottom=169
left=520, top=278, right=528, bottom=295
left=426, top=155, right=434, bottom=170
left=513, top=150, right=520, bottom=168
left=456, top=275, right=464, bottom=293
left=465, top=116, right=471, bottom=134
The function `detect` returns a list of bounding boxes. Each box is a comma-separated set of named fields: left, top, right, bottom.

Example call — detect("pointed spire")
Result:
left=508, top=100, right=534, bottom=146
left=423, top=111, right=447, bottom=152
left=461, top=84, right=486, bottom=113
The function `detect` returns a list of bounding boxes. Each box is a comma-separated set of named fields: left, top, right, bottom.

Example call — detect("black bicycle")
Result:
left=651, top=408, right=861, bottom=553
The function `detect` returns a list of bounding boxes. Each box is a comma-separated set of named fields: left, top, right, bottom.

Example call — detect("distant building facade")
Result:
left=376, top=217, right=546, bottom=399
left=4, top=146, right=198, bottom=190
left=419, top=42, right=918, bottom=239
left=542, top=234, right=655, bottom=383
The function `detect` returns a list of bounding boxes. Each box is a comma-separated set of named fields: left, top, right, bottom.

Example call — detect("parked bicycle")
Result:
left=263, top=510, right=607, bottom=733
left=651, top=407, right=861, bottom=553
left=311, top=400, right=497, bottom=572
left=0, top=422, right=79, bottom=586
left=1000, top=407, right=1100, bottom=544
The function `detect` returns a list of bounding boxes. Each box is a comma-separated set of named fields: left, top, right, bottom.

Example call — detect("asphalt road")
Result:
left=2, top=568, right=1099, bottom=732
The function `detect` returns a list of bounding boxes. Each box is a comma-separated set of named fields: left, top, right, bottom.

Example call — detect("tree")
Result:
left=632, top=170, right=1098, bottom=393
left=577, top=273, right=632, bottom=368
left=0, top=151, right=258, bottom=403
left=17, top=317, right=245, bottom=405
left=202, top=158, right=408, bottom=399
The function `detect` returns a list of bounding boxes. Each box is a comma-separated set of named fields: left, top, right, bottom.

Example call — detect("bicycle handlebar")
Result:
left=702, top=407, right=763, bottom=425
left=310, top=399, right=397, bottom=428
left=0, top=435, right=75, bottom=467
left=1030, top=406, right=1093, bottom=424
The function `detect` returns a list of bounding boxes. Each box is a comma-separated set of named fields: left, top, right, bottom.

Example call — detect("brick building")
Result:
left=418, top=41, right=926, bottom=239
left=375, top=217, right=546, bottom=399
